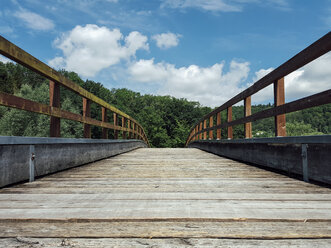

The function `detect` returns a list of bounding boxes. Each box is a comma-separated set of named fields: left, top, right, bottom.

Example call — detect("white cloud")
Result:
left=161, top=0, right=242, bottom=12
left=14, top=8, right=55, bottom=31
left=161, top=0, right=290, bottom=12
left=152, top=32, right=181, bottom=49
left=0, top=55, right=12, bottom=63
left=285, top=52, right=331, bottom=100
left=49, top=24, right=149, bottom=77
left=129, top=58, right=250, bottom=107
left=251, top=52, right=331, bottom=104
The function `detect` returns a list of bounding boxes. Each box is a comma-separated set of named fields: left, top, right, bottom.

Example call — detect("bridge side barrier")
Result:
left=0, top=35, right=149, bottom=146
left=0, top=136, right=147, bottom=188
left=185, top=32, right=331, bottom=145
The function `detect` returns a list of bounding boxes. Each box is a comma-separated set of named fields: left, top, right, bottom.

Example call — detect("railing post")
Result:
left=102, top=107, right=108, bottom=139
left=203, top=119, right=207, bottom=140
left=113, top=113, right=118, bottom=139
left=196, top=125, right=199, bottom=140
left=128, top=120, right=131, bottom=139
left=83, top=97, right=91, bottom=138
left=199, top=122, right=203, bottom=140
left=217, top=112, right=221, bottom=140
left=49, top=80, right=60, bottom=137
left=209, top=116, right=213, bottom=140
left=244, top=96, right=252, bottom=138
left=122, top=117, right=126, bottom=139
left=227, top=106, right=233, bottom=139
left=274, top=77, right=286, bottom=137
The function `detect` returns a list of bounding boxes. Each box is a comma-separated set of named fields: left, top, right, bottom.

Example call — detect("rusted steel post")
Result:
left=274, top=77, right=286, bottom=137
left=122, top=117, right=126, bottom=139
left=113, top=113, right=118, bottom=139
left=49, top=80, right=61, bottom=137
left=83, top=98, right=91, bottom=138
left=244, top=96, right=252, bottom=138
left=199, top=122, right=203, bottom=140
left=209, top=116, right=213, bottom=140
left=102, top=107, right=108, bottom=139
left=217, top=112, right=221, bottom=140
left=203, top=119, right=207, bottom=140
left=227, top=106, right=233, bottom=139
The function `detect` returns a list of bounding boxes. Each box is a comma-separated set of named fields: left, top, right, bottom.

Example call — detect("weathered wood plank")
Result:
left=0, top=148, right=330, bottom=242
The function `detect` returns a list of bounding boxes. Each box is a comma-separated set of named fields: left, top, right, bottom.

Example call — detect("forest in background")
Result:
left=0, top=62, right=330, bottom=147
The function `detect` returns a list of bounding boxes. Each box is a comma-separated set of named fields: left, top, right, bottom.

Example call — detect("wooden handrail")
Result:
left=0, top=35, right=150, bottom=146
left=186, top=32, right=331, bottom=146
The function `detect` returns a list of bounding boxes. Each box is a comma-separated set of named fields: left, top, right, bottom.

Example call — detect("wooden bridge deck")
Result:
left=1, top=148, right=331, bottom=247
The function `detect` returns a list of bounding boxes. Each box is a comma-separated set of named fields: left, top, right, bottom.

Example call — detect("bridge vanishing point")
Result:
left=0, top=33, right=331, bottom=247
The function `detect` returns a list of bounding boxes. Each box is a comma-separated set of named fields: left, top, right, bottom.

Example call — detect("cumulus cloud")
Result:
left=250, top=52, right=331, bottom=104
left=152, top=32, right=181, bottom=49
left=129, top=58, right=250, bottom=107
left=14, top=8, right=55, bottom=31
left=49, top=24, right=149, bottom=77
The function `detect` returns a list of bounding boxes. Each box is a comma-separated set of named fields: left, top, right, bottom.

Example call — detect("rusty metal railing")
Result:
left=186, top=32, right=331, bottom=146
left=0, top=35, right=150, bottom=146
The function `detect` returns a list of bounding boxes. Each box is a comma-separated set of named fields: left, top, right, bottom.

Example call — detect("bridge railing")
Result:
left=186, top=32, right=331, bottom=146
left=0, top=35, right=150, bottom=147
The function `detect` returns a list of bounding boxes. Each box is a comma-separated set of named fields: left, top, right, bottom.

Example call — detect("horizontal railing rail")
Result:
left=186, top=32, right=331, bottom=146
left=0, top=35, right=150, bottom=146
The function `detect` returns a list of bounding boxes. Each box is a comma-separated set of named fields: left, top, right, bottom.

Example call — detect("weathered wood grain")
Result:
left=0, top=148, right=330, bottom=245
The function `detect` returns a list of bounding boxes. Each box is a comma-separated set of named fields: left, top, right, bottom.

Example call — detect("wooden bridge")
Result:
left=0, top=33, right=331, bottom=247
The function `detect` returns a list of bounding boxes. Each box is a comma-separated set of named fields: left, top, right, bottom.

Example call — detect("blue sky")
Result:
left=0, top=0, right=330, bottom=106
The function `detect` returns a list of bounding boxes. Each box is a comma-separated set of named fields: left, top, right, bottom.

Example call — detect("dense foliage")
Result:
left=0, top=62, right=329, bottom=147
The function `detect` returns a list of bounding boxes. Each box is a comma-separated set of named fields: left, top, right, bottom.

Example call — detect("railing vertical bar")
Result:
left=274, top=77, right=286, bottom=137
left=122, top=117, right=126, bottom=139
left=49, top=80, right=61, bottom=137
left=83, top=98, right=91, bottom=138
left=244, top=96, right=252, bottom=138
left=113, top=113, right=118, bottom=139
left=199, top=122, right=203, bottom=140
left=227, top=106, right=233, bottom=139
left=102, top=107, right=108, bottom=139
left=203, top=119, right=207, bottom=140
left=209, top=116, right=213, bottom=140
left=217, top=112, right=221, bottom=140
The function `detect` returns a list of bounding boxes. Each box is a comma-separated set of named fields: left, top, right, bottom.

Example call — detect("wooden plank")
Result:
left=0, top=148, right=330, bottom=241
left=244, top=96, right=252, bottom=138
left=274, top=77, right=286, bottom=137
left=203, top=119, right=207, bottom=140
left=1, top=238, right=331, bottom=247
left=0, top=221, right=330, bottom=238
left=199, top=122, right=203, bottom=140
left=49, top=80, right=61, bottom=137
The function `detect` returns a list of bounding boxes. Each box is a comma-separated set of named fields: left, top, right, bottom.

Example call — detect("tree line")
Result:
left=0, top=62, right=329, bottom=147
